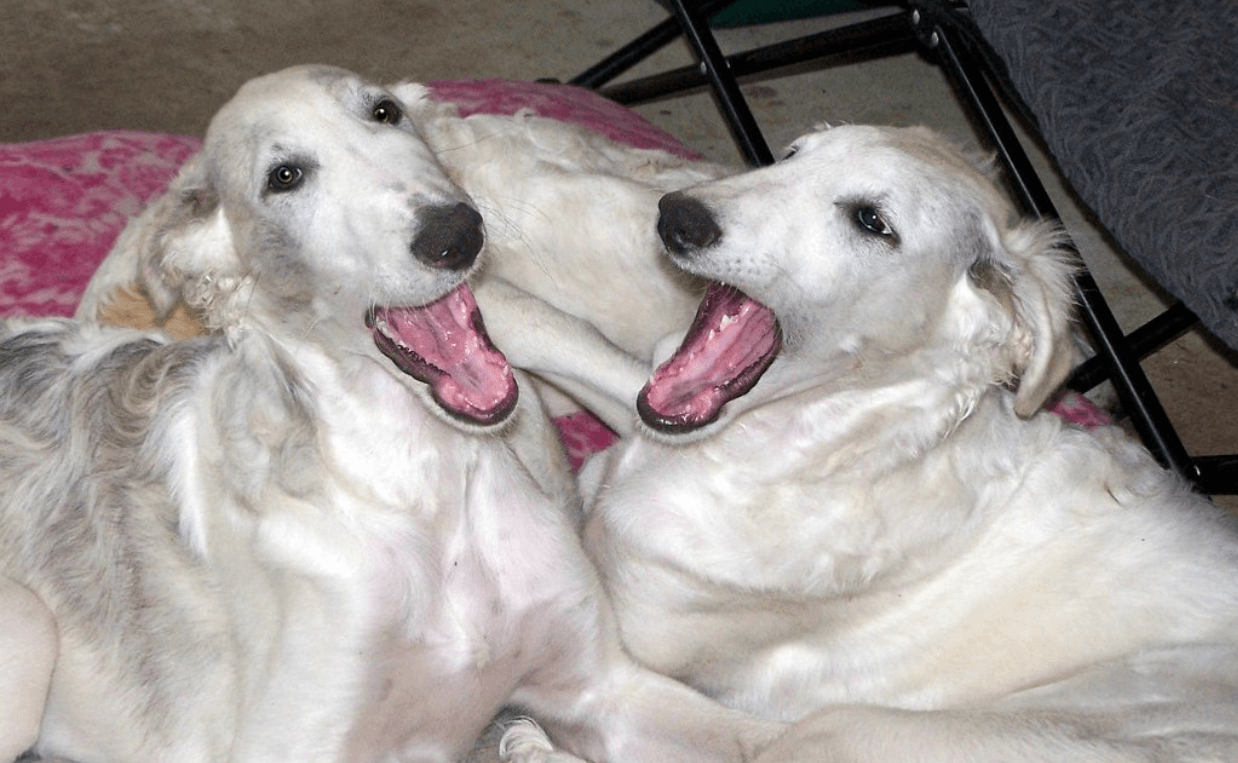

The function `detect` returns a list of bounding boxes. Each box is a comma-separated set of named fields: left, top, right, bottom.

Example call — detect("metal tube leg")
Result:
left=665, top=0, right=774, bottom=166
left=569, top=0, right=741, bottom=89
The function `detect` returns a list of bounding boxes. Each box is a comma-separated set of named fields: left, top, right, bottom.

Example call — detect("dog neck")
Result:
left=713, top=342, right=1003, bottom=483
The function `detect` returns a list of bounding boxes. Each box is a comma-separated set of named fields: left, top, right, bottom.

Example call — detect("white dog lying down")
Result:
left=0, top=65, right=786, bottom=763
left=548, top=124, right=1238, bottom=761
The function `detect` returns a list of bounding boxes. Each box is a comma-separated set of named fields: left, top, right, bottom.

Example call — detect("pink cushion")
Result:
left=0, top=131, right=201, bottom=317
left=429, top=78, right=700, bottom=159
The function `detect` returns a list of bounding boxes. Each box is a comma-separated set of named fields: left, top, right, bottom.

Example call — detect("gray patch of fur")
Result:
left=0, top=318, right=321, bottom=743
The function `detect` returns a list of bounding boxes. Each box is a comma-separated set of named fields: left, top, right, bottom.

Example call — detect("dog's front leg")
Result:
left=498, top=718, right=590, bottom=763
left=471, top=277, right=649, bottom=436
left=0, top=577, right=57, bottom=762
left=517, top=657, right=787, bottom=763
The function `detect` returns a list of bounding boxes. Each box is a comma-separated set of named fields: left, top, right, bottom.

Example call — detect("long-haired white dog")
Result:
left=0, top=65, right=784, bottom=763
left=568, top=124, right=1238, bottom=761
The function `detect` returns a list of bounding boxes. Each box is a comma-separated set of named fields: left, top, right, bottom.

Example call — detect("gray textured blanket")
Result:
left=968, top=0, right=1238, bottom=350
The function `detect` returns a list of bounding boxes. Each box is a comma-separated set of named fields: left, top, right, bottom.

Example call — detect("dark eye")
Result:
left=372, top=98, right=403, bottom=125
left=854, top=206, right=894, bottom=238
left=267, top=164, right=305, bottom=193
left=781, top=146, right=799, bottom=161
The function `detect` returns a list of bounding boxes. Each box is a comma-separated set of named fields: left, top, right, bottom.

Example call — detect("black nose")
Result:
left=411, top=202, right=484, bottom=270
left=657, top=191, right=722, bottom=255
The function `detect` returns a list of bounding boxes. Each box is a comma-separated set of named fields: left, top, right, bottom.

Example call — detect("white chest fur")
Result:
left=175, top=350, right=594, bottom=763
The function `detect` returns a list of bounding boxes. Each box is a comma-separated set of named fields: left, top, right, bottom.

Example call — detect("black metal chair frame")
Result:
left=567, top=0, right=1238, bottom=495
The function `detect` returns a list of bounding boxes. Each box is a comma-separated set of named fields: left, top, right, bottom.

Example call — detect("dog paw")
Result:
left=498, top=718, right=590, bottom=763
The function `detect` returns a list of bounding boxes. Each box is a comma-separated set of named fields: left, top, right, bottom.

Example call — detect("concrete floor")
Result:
left=3, top=0, right=1238, bottom=730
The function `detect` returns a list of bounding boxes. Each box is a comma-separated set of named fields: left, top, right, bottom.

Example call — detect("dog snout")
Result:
left=411, top=202, right=485, bottom=271
left=657, top=191, right=722, bottom=255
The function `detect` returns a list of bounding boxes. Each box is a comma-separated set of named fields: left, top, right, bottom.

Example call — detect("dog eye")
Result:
left=371, top=99, right=403, bottom=125
left=854, top=206, right=894, bottom=238
left=782, top=146, right=798, bottom=160
left=267, top=164, right=305, bottom=193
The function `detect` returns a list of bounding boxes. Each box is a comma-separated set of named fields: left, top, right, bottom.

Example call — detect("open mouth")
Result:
left=637, top=281, right=781, bottom=433
left=368, top=283, right=518, bottom=427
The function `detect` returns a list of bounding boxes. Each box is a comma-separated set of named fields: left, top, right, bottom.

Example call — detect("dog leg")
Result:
left=0, top=578, right=57, bottom=761
left=519, top=657, right=786, bottom=763
left=498, top=719, right=590, bottom=763
left=472, top=278, right=649, bottom=436
left=753, top=701, right=1238, bottom=763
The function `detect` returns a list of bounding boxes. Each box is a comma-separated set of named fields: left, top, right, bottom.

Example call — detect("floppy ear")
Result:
left=1000, top=218, right=1079, bottom=417
left=76, top=153, right=239, bottom=325
left=388, top=80, right=429, bottom=106
left=387, top=80, right=448, bottom=125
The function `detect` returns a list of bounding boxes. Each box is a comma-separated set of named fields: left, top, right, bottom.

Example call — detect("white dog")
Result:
left=570, top=124, right=1238, bottom=761
left=0, top=65, right=786, bottom=763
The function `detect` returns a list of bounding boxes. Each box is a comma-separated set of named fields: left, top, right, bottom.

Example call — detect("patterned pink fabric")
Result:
left=0, top=131, right=202, bottom=317
left=554, top=411, right=619, bottom=472
left=1045, top=389, right=1112, bottom=429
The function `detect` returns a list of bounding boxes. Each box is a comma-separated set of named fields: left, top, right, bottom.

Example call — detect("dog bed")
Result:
left=0, top=78, right=1104, bottom=470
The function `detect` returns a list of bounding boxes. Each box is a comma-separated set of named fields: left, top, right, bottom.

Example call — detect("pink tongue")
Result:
left=637, top=282, right=781, bottom=432
left=370, top=284, right=518, bottom=426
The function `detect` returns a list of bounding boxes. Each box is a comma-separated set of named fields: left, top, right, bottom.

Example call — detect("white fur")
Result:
left=0, top=65, right=784, bottom=763
left=395, top=89, right=724, bottom=358
left=401, top=89, right=728, bottom=432
left=577, top=124, right=1238, bottom=761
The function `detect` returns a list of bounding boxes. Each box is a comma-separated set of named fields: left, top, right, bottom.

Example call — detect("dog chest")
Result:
left=338, top=445, right=600, bottom=761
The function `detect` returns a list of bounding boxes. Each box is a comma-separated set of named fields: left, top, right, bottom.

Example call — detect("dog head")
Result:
left=92, top=65, right=517, bottom=428
left=641, top=124, right=1076, bottom=435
